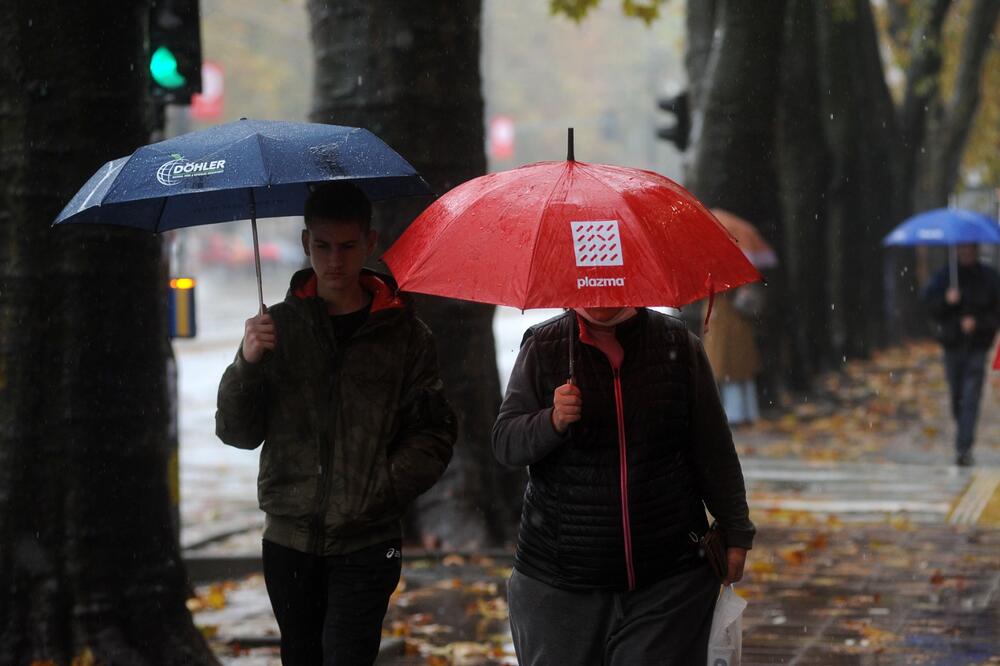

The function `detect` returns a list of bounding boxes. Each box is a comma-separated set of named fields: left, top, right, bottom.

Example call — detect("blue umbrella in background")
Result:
left=883, top=207, right=1000, bottom=288
left=53, top=119, right=431, bottom=313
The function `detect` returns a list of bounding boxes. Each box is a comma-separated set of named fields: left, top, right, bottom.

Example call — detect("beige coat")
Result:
left=703, top=293, right=761, bottom=382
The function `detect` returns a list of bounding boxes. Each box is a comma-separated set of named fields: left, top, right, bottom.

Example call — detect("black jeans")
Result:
left=943, top=347, right=988, bottom=455
left=262, top=539, right=402, bottom=665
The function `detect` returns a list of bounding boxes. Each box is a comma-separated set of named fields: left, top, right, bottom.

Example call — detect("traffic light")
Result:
left=149, top=0, right=202, bottom=105
left=656, top=92, right=690, bottom=152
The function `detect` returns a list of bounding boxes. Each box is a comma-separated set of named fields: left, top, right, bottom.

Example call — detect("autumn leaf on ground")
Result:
left=777, top=545, right=807, bottom=565
left=843, top=619, right=900, bottom=647
left=807, top=532, right=830, bottom=550
left=434, top=577, right=464, bottom=590
left=70, top=651, right=96, bottom=666
left=442, top=553, right=466, bottom=567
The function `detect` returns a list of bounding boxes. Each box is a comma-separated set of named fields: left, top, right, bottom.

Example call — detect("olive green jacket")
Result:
left=216, top=268, right=456, bottom=555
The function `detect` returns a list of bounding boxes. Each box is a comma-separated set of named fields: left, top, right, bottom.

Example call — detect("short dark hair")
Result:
left=304, top=181, right=372, bottom=232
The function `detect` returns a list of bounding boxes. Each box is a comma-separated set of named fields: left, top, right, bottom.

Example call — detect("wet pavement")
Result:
left=177, top=270, right=1000, bottom=665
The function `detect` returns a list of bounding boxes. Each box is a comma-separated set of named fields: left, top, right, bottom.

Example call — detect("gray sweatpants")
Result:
left=508, top=565, right=719, bottom=666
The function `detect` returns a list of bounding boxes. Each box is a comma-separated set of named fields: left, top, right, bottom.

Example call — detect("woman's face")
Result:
left=583, top=307, right=625, bottom=323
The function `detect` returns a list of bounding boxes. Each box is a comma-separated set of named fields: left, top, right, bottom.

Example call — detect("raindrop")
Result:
left=357, top=75, right=364, bottom=86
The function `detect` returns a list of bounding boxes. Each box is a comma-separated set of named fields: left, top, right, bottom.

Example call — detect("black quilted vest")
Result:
left=514, top=309, right=707, bottom=591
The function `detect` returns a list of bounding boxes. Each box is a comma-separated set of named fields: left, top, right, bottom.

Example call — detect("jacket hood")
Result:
left=286, top=267, right=406, bottom=314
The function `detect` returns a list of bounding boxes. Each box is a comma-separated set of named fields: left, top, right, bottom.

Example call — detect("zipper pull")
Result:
left=318, top=465, right=323, bottom=475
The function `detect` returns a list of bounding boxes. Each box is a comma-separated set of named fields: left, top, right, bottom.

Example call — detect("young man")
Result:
left=216, top=182, right=456, bottom=664
left=493, top=306, right=754, bottom=665
left=922, top=243, right=1000, bottom=466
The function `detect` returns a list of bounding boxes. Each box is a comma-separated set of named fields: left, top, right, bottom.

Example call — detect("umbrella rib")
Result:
left=573, top=164, right=682, bottom=303
left=522, top=165, right=572, bottom=309
left=254, top=132, right=272, bottom=186
left=398, top=171, right=529, bottom=285
left=98, top=150, right=145, bottom=205
left=153, top=194, right=171, bottom=234
left=79, top=161, right=120, bottom=210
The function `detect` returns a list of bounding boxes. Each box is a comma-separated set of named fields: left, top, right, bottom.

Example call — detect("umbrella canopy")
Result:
left=53, top=119, right=430, bottom=313
left=710, top=208, right=778, bottom=269
left=882, top=208, right=1000, bottom=247
left=53, top=119, right=430, bottom=231
left=383, top=159, right=761, bottom=310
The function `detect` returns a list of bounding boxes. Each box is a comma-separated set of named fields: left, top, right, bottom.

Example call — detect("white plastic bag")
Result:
left=707, top=585, right=746, bottom=666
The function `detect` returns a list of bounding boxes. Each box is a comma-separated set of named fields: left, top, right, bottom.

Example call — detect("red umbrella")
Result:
left=383, top=133, right=760, bottom=310
left=710, top=208, right=779, bottom=269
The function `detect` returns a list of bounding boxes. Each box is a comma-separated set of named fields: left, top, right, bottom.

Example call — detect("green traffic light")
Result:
left=150, top=46, right=186, bottom=89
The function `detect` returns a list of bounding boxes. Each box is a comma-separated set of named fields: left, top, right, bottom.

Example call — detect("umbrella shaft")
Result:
left=949, top=244, right=959, bottom=290
left=251, top=210, right=264, bottom=316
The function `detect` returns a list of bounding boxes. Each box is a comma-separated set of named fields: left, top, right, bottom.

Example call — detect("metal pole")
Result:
left=568, top=311, right=575, bottom=384
left=250, top=191, right=264, bottom=316
left=949, top=244, right=958, bottom=290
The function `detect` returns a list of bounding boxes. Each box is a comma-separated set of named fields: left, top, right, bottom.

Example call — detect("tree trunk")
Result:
left=813, top=0, right=899, bottom=360
left=308, top=0, right=520, bottom=549
left=0, top=2, right=217, bottom=663
left=775, top=0, right=831, bottom=389
left=915, top=0, right=1000, bottom=210
left=684, top=0, right=786, bottom=405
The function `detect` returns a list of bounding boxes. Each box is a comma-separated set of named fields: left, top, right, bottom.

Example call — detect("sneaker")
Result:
left=956, top=452, right=974, bottom=467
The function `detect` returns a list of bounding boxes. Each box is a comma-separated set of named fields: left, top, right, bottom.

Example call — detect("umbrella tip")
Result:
left=567, top=128, right=575, bottom=162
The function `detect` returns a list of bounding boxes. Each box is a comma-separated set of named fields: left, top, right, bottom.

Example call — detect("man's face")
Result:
left=957, top=244, right=978, bottom=266
left=301, top=218, right=377, bottom=295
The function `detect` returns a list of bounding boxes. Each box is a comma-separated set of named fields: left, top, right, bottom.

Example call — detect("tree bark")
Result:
left=684, top=0, right=786, bottom=403
left=897, top=0, right=953, bottom=212
left=308, top=0, right=520, bottom=549
left=0, top=2, right=216, bottom=663
left=775, top=0, right=831, bottom=388
left=916, top=0, right=1000, bottom=209
left=814, top=0, right=899, bottom=360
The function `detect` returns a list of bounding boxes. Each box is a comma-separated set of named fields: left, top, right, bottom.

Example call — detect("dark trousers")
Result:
left=262, top=539, right=402, bottom=666
left=508, top=564, right=719, bottom=665
left=943, top=348, right=988, bottom=455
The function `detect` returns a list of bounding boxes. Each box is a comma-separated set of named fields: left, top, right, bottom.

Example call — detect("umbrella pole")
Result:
left=949, top=244, right=958, bottom=290
left=568, top=311, right=575, bottom=384
left=250, top=196, right=264, bottom=316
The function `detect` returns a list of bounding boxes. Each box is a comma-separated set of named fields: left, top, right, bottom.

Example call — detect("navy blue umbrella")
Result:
left=53, top=119, right=431, bottom=312
left=883, top=207, right=1000, bottom=288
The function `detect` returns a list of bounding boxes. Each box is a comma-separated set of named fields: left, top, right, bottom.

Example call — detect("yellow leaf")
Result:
left=777, top=546, right=807, bottom=566
left=70, top=650, right=96, bottom=666
left=442, top=553, right=466, bottom=567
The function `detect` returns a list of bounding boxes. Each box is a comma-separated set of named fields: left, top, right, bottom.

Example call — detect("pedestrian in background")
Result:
left=703, top=282, right=766, bottom=426
left=922, top=243, right=1000, bottom=466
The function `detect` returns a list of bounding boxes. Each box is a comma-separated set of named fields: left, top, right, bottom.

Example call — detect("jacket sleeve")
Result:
left=215, top=345, right=268, bottom=450
left=921, top=268, right=954, bottom=320
left=686, top=331, right=756, bottom=550
left=492, top=334, right=569, bottom=467
left=387, top=320, right=457, bottom=508
left=979, top=268, right=1000, bottom=333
